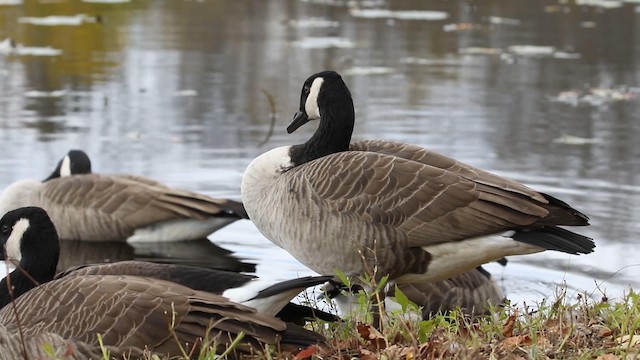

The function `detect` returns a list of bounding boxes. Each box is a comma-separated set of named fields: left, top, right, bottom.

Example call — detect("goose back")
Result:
left=1, top=173, right=246, bottom=241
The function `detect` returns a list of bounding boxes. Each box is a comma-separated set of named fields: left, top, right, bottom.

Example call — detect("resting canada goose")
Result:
left=0, top=207, right=337, bottom=325
left=324, top=266, right=505, bottom=319
left=0, top=149, right=248, bottom=242
left=0, top=275, right=325, bottom=358
left=241, top=70, right=595, bottom=285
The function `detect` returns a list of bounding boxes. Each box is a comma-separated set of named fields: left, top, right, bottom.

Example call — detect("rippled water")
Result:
left=1, top=0, right=639, bottom=305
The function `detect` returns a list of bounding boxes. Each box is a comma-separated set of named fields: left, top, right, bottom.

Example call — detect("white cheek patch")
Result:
left=60, top=155, right=71, bottom=177
left=5, top=218, right=30, bottom=261
left=304, top=77, right=324, bottom=120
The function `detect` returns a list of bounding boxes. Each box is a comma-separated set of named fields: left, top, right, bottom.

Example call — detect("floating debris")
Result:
left=459, top=45, right=580, bottom=60
left=173, top=89, right=198, bottom=97
left=349, top=9, right=448, bottom=21
left=552, top=51, right=581, bottom=59
left=0, top=39, right=63, bottom=56
left=442, top=23, right=484, bottom=32
left=291, top=37, right=354, bottom=49
left=507, top=45, right=556, bottom=56
left=576, top=0, right=623, bottom=8
left=553, top=134, right=602, bottom=145
left=401, top=57, right=463, bottom=66
left=288, top=18, right=339, bottom=28
left=343, top=66, right=394, bottom=76
left=24, top=90, right=67, bottom=98
left=18, top=14, right=98, bottom=26
left=82, top=0, right=129, bottom=3
left=581, top=21, right=597, bottom=28
left=550, top=86, right=638, bottom=106
left=458, top=47, right=502, bottom=55
left=487, top=16, right=522, bottom=26
left=299, top=0, right=345, bottom=6
left=544, top=4, right=571, bottom=13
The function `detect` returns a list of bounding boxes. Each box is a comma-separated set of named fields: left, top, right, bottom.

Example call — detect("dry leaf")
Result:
left=596, top=354, right=619, bottom=360
left=591, top=325, right=613, bottom=338
left=502, top=311, right=518, bottom=337
left=500, top=335, right=532, bottom=349
left=293, top=345, right=318, bottom=360
left=359, top=348, right=379, bottom=360
left=357, top=323, right=387, bottom=349
left=616, top=334, right=640, bottom=347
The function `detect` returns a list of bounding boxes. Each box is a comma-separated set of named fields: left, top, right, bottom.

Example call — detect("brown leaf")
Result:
left=293, top=345, right=318, bottom=360
left=356, top=323, right=387, bottom=350
left=616, top=335, right=640, bottom=347
left=500, top=335, right=532, bottom=349
left=359, top=348, right=379, bottom=360
left=596, top=354, right=619, bottom=360
left=502, top=310, right=518, bottom=338
left=591, top=325, right=613, bottom=338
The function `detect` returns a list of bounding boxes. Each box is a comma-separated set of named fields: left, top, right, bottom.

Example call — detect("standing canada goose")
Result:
left=0, top=207, right=337, bottom=325
left=324, top=266, right=505, bottom=319
left=0, top=149, right=248, bottom=242
left=241, top=70, right=595, bottom=286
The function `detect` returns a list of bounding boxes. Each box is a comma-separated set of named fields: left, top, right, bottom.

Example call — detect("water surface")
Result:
left=1, top=0, right=639, bottom=305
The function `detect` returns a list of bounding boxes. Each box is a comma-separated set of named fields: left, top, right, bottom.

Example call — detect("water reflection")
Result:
left=0, top=0, right=639, bottom=303
left=57, top=238, right=255, bottom=273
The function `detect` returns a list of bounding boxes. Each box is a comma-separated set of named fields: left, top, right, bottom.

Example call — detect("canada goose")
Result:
left=0, top=149, right=248, bottom=242
left=0, top=207, right=337, bottom=324
left=0, top=207, right=326, bottom=357
left=324, top=266, right=505, bottom=319
left=241, top=70, right=595, bottom=286
left=0, top=275, right=325, bottom=358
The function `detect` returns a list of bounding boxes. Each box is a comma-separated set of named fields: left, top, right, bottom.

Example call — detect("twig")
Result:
left=258, top=88, right=277, bottom=147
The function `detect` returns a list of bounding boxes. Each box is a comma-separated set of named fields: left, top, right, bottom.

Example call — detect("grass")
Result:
left=291, top=285, right=640, bottom=360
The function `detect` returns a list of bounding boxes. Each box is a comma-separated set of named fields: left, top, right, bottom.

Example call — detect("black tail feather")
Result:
left=277, top=302, right=341, bottom=325
left=512, top=226, right=595, bottom=255
left=254, top=275, right=334, bottom=300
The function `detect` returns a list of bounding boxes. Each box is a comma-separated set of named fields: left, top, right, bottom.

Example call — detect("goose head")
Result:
left=0, top=207, right=60, bottom=302
left=44, top=149, right=92, bottom=181
left=286, top=71, right=355, bottom=166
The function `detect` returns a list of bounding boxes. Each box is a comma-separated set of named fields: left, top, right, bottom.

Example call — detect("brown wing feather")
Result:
left=295, top=149, right=581, bottom=246
left=0, top=275, right=322, bottom=357
left=350, top=140, right=588, bottom=226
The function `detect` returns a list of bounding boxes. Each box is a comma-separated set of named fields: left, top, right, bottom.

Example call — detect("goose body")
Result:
left=326, top=266, right=505, bottom=319
left=0, top=150, right=247, bottom=242
left=0, top=207, right=334, bottom=353
left=241, top=70, right=594, bottom=284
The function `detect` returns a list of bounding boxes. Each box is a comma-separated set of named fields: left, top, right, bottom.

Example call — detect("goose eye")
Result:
left=303, top=85, right=310, bottom=94
left=1, top=225, right=9, bottom=234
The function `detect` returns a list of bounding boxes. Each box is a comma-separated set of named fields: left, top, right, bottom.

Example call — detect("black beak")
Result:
left=287, top=111, right=309, bottom=134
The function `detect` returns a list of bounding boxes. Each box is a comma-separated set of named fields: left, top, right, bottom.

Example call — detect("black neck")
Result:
left=43, top=164, right=61, bottom=181
left=0, top=236, right=59, bottom=309
left=289, top=102, right=355, bottom=167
